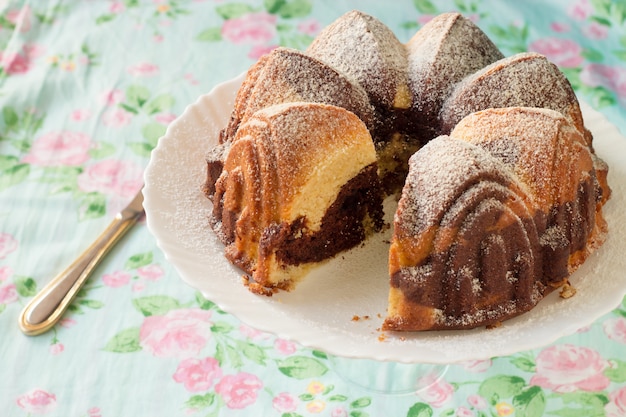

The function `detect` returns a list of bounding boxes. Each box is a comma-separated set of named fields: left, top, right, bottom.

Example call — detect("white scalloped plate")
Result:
left=143, top=74, right=626, bottom=364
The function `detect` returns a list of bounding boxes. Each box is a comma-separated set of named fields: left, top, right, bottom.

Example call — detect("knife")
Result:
left=18, top=190, right=145, bottom=336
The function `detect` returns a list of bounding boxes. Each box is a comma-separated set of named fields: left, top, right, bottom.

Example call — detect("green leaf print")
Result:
left=14, top=276, right=38, bottom=297
left=406, top=402, right=434, bottom=417
left=413, top=0, right=438, bottom=14
left=78, top=192, right=107, bottom=221
left=125, top=252, right=153, bottom=270
left=236, top=340, right=268, bottom=365
left=185, top=393, right=216, bottom=409
left=512, top=386, right=545, bottom=417
left=88, top=141, right=116, bottom=159
left=272, top=0, right=312, bottom=19
left=478, top=375, right=525, bottom=405
left=103, top=327, right=142, bottom=353
left=277, top=356, right=328, bottom=379
left=216, top=3, right=257, bottom=20
left=77, top=299, right=104, bottom=309
left=0, top=161, right=30, bottom=192
left=128, top=142, right=154, bottom=158
left=350, top=397, right=372, bottom=408
left=3, top=106, right=18, bottom=128
left=132, top=295, right=180, bottom=316
left=510, top=355, right=536, bottom=372
left=211, top=321, right=235, bottom=333
left=126, top=85, right=151, bottom=109
left=196, top=27, right=222, bottom=42
left=141, top=122, right=167, bottom=146
left=144, top=94, right=175, bottom=115
left=606, top=359, right=626, bottom=382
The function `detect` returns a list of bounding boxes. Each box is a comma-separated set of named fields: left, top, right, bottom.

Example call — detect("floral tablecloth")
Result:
left=1, top=1, right=626, bottom=416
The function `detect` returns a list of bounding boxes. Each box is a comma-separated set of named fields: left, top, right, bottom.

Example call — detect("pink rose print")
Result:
left=580, top=63, right=626, bottom=100
left=215, top=372, right=263, bottom=409
left=139, top=308, right=213, bottom=358
left=456, top=406, right=475, bottom=417
left=0, top=51, right=30, bottom=75
left=23, top=130, right=92, bottom=167
left=418, top=15, right=436, bottom=25
left=102, top=270, right=132, bottom=288
left=110, top=2, right=125, bottom=13
left=239, top=323, right=265, bottom=340
left=568, top=0, right=593, bottom=20
left=16, top=389, right=57, bottom=414
left=127, top=62, right=159, bottom=77
left=6, top=5, right=32, bottom=32
left=173, top=357, right=222, bottom=392
left=23, top=43, right=45, bottom=59
left=102, top=108, right=132, bottom=127
left=461, top=359, right=492, bottom=373
left=70, top=109, right=92, bottom=121
left=77, top=159, right=143, bottom=198
left=49, top=342, right=64, bottom=355
left=154, top=112, right=177, bottom=125
left=59, top=318, right=77, bottom=328
left=248, top=44, right=277, bottom=60
left=88, top=407, right=102, bottom=417
left=0, top=283, right=18, bottom=304
left=272, top=392, right=299, bottom=413
left=467, top=394, right=487, bottom=410
left=606, top=386, right=626, bottom=417
left=530, top=344, right=610, bottom=393
left=222, top=12, right=277, bottom=45
left=0, top=265, right=13, bottom=282
left=417, top=373, right=454, bottom=408
left=274, top=338, right=296, bottom=355
left=528, top=38, right=583, bottom=68
left=603, top=317, right=626, bottom=345
left=331, top=407, right=349, bottom=417
left=583, top=22, right=608, bottom=40
left=550, top=22, right=570, bottom=33
left=297, top=18, right=320, bottom=36
left=101, top=89, right=125, bottom=106
left=0, top=232, right=18, bottom=259
left=137, top=264, right=164, bottom=281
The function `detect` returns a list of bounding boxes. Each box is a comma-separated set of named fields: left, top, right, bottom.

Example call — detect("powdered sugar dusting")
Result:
left=396, top=136, right=517, bottom=236
left=144, top=73, right=626, bottom=364
left=239, top=48, right=376, bottom=133
left=306, top=10, right=408, bottom=108
left=440, top=52, right=582, bottom=134
left=407, top=13, right=503, bottom=114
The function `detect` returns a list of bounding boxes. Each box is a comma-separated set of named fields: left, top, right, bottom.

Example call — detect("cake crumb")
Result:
left=378, top=333, right=387, bottom=342
left=559, top=281, right=577, bottom=299
left=351, top=315, right=360, bottom=321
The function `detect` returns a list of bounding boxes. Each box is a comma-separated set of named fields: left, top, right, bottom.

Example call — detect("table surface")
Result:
left=1, top=1, right=626, bottom=416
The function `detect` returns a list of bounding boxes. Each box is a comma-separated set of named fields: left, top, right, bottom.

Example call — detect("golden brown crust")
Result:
left=384, top=107, right=609, bottom=331
left=212, top=102, right=382, bottom=290
left=203, top=11, right=610, bottom=332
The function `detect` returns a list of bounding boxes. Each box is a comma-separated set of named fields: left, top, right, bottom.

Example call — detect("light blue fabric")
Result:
left=1, top=1, right=625, bottom=416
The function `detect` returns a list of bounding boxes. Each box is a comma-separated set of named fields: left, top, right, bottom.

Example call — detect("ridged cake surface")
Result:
left=210, top=102, right=384, bottom=292
left=203, top=10, right=611, bottom=331
left=384, top=107, right=608, bottom=331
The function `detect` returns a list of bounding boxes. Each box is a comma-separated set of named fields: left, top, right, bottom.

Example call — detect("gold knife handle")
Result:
left=18, top=208, right=142, bottom=336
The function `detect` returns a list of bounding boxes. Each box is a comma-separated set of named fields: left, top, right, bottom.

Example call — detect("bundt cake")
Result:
left=384, top=107, right=608, bottom=331
left=203, top=10, right=610, bottom=330
left=210, top=101, right=384, bottom=293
